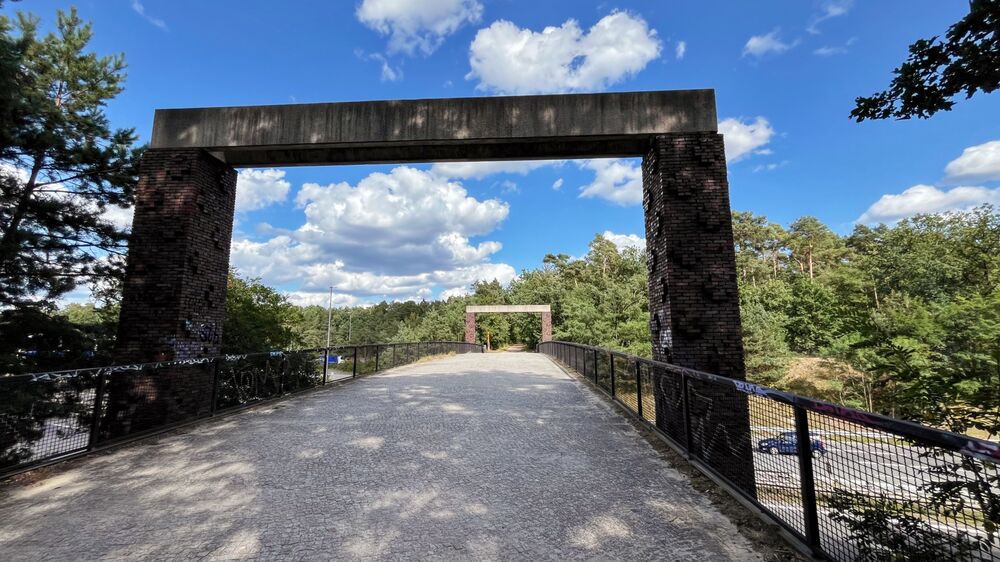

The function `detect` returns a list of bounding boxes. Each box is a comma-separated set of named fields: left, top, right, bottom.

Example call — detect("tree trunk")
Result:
left=0, top=156, right=44, bottom=268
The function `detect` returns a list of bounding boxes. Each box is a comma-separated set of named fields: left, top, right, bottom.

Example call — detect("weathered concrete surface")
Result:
left=466, top=305, right=551, bottom=313
left=0, top=354, right=760, bottom=561
left=150, top=90, right=717, bottom=166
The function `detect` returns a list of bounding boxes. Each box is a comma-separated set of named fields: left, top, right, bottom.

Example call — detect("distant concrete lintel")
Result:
left=150, top=90, right=717, bottom=166
left=466, top=305, right=551, bottom=314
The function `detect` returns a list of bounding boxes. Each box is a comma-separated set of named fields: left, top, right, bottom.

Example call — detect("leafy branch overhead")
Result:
left=852, top=0, right=1000, bottom=121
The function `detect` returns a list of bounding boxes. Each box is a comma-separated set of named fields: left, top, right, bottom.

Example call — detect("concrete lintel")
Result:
left=150, top=90, right=717, bottom=166
left=466, top=305, right=551, bottom=314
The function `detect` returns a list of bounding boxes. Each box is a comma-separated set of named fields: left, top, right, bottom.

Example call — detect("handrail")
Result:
left=543, top=340, right=1000, bottom=464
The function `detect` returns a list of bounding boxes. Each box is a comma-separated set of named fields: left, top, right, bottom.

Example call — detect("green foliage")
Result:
left=0, top=7, right=141, bottom=308
left=852, top=0, right=1000, bottom=121
left=0, top=6, right=140, bottom=374
left=223, top=271, right=301, bottom=354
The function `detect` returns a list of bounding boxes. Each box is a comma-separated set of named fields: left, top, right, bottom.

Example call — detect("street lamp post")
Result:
left=325, top=286, right=333, bottom=349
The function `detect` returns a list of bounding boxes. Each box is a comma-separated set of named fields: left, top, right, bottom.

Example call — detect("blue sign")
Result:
left=327, top=355, right=342, bottom=364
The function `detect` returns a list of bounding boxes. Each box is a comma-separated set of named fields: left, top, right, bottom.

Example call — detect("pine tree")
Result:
left=0, top=8, right=141, bottom=310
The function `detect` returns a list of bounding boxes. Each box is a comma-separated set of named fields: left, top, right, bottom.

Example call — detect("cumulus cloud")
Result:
left=807, top=0, right=853, bottom=34
left=229, top=166, right=515, bottom=302
left=552, top=178, right=564, bottom=190
left=857, top=184, right=1000, bottom=224
left=101, top=205, right=134, bottom=231
left=284, top=291, right=360, bottom=308
left=430, top=159, right=562, bottom=180
left=466, top=10, right=661, bottom=94
left=578, top=159, right=642, bottom=206
left=356, top=0, right=483, bottom=55
left=719, top=117, right=776, bottom=163
left=235, top=169, right=291, bottom=213
left=944, top=140, right=1000, bottom=184
left=743, top=30, right=795, bottom=58
left=602, top=231, right=645, bottom=251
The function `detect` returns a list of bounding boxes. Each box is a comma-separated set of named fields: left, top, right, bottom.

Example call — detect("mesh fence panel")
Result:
left=596, top=351, right=612, bottom=392
left=748, top=395, right=806, bottom=536
left=0, top=371, right=97, bottom=471
left=809, top=411, right=1000, bottom=561
left=638, top=363, right=656, bottom=423
left=614, top=355, right=638, bottom=412
left=102, top=361, right=215, bottom=441
left=537, top=341, right=999, bottom=561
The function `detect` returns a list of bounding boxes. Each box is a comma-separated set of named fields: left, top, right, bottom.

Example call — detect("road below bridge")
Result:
left=0, top=353, right=761, bottom=561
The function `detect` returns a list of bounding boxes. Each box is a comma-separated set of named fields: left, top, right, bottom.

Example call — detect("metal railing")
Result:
left=0, top=341, right=482, bottom=479
left=538, top=340, right=1000, bottom=562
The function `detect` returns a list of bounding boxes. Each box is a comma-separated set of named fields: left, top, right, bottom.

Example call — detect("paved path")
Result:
left=0, top=353, right=760, bottom=561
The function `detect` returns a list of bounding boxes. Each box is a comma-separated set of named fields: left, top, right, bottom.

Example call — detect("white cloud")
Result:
left=752, top=161, right=787, bottom=173
left=430, top=159, right=561, bottom=180
left=675, top=40, right=686, bottom=60
left=235, top=169, right=291, bottom=213
left=944, top=140, right=1000, bottom=184
left=718, top=117, right=776, bottom=163
left=284, top=291, right=360, bottom=308
left=578, top=159, right=642, bottom=206
left=230, top=166, right=515, bottom=302
left=356, top=51, right=404, bottom=82
left=858, top=184, right=1000, bottom=224
left=357, top=0, right=483, bottom=55
left=440, top=286, right=471, bottom=299
left=602, top=231, right=645, bottom=251
left=467, top=10, right=661, bottom=94
left=814, top=37, right=857, bottom=56
left=131, top=0, right=167, bottom=30
left=743, top=30, right=795, bottom=58
left=552, top=178, right=564, bottom=190
left=807, top=0, right=853, bottom=34
left=101, top=205, right=134, bottom=231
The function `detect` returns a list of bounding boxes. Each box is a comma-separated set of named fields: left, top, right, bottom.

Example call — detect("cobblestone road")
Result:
left=0, top=353, right=761, bottom=561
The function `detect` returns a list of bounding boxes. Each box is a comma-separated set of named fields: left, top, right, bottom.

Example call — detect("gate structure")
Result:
left=464, top=305, right=552, bottom=345
left=116, top=90, right=753, bottom=490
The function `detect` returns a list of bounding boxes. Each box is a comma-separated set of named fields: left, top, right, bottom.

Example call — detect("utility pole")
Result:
left=325, top=286, right=333, bottom=348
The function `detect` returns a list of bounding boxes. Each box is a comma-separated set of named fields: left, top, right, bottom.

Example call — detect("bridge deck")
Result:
left=0, top=353, right=760, bottom=561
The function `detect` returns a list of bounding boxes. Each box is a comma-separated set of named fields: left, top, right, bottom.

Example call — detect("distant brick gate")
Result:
left=464, top=305, right=552, bottom=346
left=115, top=90, right=751, bottom=492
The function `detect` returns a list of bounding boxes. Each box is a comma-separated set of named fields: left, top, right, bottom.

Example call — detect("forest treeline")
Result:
left=28, top=205, right=1000, bottom=438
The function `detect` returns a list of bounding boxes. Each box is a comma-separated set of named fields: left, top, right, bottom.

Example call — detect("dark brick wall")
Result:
left=465, top=313, right=476, bottom=344
left=642, top=133, right=745, bottom=377
left=642, top=133, right=755, bottom=497
left=114, top=149, right=237, bottom=363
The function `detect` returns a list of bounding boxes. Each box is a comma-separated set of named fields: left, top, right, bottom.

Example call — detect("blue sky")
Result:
left=11, top=0, right=1000, bottom=306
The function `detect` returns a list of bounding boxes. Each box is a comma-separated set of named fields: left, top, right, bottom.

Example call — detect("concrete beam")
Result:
left=466, top=305, right=551, bottom=313
left=150, top=90, right=717, bottom=167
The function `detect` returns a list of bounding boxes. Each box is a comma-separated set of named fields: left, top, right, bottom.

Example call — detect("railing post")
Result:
left=592, top=348, right=598, bottom=384
left=610, top=352, right=616, bottom=397
left=210, top=357, right=222, bottom=414
left=375, top=345, right=381, bottom=372
left=87, top=371, right=107, bottom=451
left=322, top=348, right=329, bottom=385
left=392, top=344, right=396, bottom=368
left=635, top=362, right=643, bottom=419
left=279, top=356, right=288, bottom=394
left=794, top=406, right=823, bottom=554
left=352, top=346, right=358, bottom=378
left=681, top=373, right=693, bottom=455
